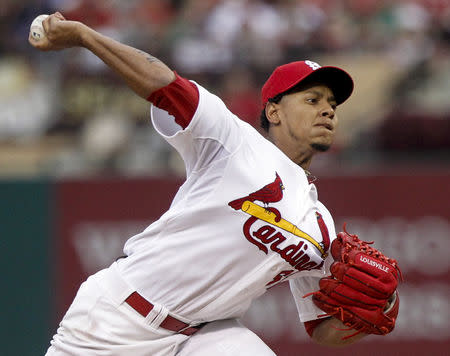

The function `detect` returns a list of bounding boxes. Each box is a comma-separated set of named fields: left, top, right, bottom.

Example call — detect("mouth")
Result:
left=315, top=123, right=333, bottom=131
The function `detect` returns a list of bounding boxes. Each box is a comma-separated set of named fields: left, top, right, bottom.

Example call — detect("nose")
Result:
left=321, top=104, right=335, bottom=119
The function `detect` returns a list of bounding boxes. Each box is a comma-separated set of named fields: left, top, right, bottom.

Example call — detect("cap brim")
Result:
left=300, top=66, right=354, bottom=105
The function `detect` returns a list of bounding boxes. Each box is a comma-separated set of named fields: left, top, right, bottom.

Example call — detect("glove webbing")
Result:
left=340, top=224, right=403, bottom=280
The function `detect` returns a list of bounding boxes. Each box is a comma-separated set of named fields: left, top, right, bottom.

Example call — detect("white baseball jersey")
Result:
left=116, top=77, right=337, bottom=325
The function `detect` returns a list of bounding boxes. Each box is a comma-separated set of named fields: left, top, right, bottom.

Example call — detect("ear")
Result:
left=265, top=102, right=281, bottom=125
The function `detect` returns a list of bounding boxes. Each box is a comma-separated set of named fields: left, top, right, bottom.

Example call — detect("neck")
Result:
left=268, top=131, right=314, bottom=170
left=299, top=158, right=312, bottom=171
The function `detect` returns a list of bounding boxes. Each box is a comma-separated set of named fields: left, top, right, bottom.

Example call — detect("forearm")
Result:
left=311, top=317, right=366, bottom=347
left=79, top=24, right=175, bottom=98
left=31, top=12, right=175, bottom=99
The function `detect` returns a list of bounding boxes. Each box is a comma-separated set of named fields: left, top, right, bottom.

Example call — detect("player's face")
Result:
left=268, top=84, right=338, bottom=165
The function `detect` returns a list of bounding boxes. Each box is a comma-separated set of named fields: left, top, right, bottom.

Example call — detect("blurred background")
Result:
left=1, top=0, right=449, bottom=355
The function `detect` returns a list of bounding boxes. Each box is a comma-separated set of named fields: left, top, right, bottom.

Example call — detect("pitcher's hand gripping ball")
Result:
left=30, top=14, right=49, bottom=42
left=305, top=225, right=402, bottom=338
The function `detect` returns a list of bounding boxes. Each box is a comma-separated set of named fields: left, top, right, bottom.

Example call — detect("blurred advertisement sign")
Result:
left=54, top=173, right=449, bottom=355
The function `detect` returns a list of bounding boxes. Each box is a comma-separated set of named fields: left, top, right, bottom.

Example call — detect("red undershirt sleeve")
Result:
left=147, top=72, right=199, bottom=129
left=304, top=318, right=329, bottom=337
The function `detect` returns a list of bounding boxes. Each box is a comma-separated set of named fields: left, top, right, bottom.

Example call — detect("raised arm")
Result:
left=28, top=12, right=175, bottom=99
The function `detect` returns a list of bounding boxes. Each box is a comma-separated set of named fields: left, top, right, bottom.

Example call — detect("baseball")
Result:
left=30, top=14, right=49, bottom=41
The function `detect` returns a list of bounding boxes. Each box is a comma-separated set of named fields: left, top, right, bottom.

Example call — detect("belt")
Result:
left=125, top=292, right=205, bottom=336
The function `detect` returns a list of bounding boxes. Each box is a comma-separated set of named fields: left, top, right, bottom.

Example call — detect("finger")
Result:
left=319, top=277, right=386, bottom=308
left=28, top=31, right=51, bottom=51
left=28, top=31, right=43, bottom=47
left=331, top=262, right=397, bottom=298
left=43, top=12, right=63, bottom=34
left=55, top=12, right=66, bottom=20
left=42, top=14, right=51, bottom=34
left=332, top=256, right=398, bottom=284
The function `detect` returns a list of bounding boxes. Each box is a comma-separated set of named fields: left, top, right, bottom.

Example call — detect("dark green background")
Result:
left=1, top=180, right=53, bottom=356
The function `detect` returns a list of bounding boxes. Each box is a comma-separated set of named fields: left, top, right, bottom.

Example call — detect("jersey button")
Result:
left=271, top=266, right=277, bottom=271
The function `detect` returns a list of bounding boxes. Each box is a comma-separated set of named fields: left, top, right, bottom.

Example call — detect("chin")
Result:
left=311, top=143, right=331, bottom=152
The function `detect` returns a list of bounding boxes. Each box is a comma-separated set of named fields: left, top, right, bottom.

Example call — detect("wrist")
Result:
left=312, top=317, right=366, bottom=346
left=77, top=23, right=95, bottom=48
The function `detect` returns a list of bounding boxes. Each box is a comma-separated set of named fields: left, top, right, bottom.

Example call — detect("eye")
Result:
left=306, top=98, right=318, bottom=104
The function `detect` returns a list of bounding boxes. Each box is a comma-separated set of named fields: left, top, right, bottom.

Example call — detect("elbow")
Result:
left=131, top=63, right=176, bottom=100
left=145, top=64, right=176, bottom=96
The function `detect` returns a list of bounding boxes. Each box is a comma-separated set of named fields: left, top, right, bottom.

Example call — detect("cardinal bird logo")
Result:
left=228, top=172, right=284, bottom=210
left=229, top=172, right=328, bottom=259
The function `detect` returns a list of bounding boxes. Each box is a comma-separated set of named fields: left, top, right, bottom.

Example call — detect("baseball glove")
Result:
left=305, top=224, right=402, bottom=339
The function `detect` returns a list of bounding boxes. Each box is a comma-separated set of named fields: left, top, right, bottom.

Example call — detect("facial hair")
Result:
left=311, top=143, right=331, bottom=152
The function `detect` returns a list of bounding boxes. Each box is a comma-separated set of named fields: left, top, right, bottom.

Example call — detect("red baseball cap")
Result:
left=261, top=60, right=354, bottom=106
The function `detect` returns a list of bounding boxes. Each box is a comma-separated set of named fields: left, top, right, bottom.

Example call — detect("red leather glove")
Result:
left=305, top=225, right=402, bottom=338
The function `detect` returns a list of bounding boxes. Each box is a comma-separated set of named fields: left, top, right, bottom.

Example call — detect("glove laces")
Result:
left=342, top=223, right=403, bottom=280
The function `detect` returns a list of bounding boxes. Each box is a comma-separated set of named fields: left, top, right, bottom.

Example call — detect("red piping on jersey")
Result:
left=304, top=318, right=329, bottom=337
left=315, top=212, right=330, bottom=253
left=147, top=72, right=199, bottom=129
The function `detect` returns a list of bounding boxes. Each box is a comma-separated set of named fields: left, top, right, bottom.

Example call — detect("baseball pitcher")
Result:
left=29, top=12, right=401, bottom=356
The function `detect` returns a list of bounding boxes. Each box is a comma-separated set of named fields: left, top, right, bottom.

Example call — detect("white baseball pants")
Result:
left=45, top=263, right=275, bottom=356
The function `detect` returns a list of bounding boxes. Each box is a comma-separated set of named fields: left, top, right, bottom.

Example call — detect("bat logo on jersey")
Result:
left=228, top=173, right=329, bottom=272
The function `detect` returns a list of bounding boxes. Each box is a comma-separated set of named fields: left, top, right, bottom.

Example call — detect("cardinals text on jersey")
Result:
left=228, top=172, right=330, bottom=275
